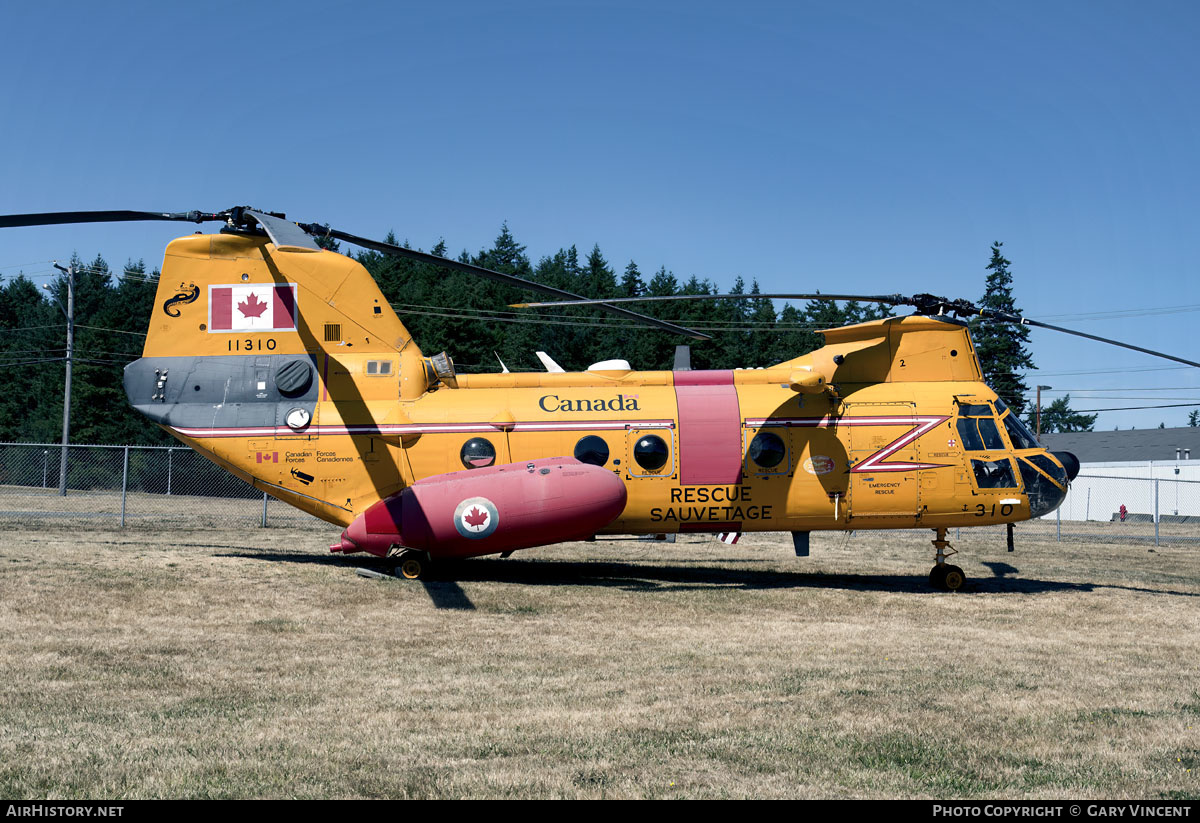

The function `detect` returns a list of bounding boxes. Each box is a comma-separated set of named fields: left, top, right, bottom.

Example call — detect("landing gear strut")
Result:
left=929, top=528, right=965, bottom=592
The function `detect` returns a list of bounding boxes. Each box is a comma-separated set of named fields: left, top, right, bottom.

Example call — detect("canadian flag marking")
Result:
left=208, top=283, right=298, bottom=333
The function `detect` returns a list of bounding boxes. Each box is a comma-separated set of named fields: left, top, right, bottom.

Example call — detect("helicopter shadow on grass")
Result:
left=209, top=546, right=1199, bottom=602
left=205, top=546, right=474, bottom=610
left=426, top=557, right=1098, bottom=596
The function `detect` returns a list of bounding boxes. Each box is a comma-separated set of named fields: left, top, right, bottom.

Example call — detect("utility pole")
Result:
left=51, top=262, right=74, bottom=496
left=1036, top=384, right=1052, bottom=442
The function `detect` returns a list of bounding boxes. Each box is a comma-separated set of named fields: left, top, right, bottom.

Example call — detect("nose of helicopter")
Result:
left=1052, top=451, right=1080, bottom=481
left=1025, top=451, right=1079, bottom=518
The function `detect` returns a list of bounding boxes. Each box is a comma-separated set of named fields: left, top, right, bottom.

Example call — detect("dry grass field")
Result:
left=1, top=512, right=1198, bottom=799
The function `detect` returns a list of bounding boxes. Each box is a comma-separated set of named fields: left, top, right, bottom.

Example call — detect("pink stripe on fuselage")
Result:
left=673, top=370, right=742, bottom=485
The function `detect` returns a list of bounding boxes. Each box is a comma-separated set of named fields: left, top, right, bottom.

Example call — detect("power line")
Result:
left=1036, top=396, right=1200, bottom=402
left=1035, top=303, right=1200, bottom=322
left=0, top=324, right=67, bottom=334
left=0, top=259, right=54, bottom=270
left=395, top=300, right=833, bottom=328
left=1022, top=386, right=1200, bottom=393
left=74, top=357, right=135, bottom=367
left=399, top=304, right=862, bottom=333
left=0, top=357, right=66, bottom=368
left=1074, top=402, right=1200, bottom=413
left=1031, top=365, right=1193, bottom=376
left=75, top=325, right=146, bottom=337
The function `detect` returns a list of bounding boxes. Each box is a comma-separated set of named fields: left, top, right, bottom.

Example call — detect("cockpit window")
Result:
left=956, top=416, right=1004, bottom=452
left=977, top=418, right=1005, bottom=450
left=956, top=417, right=986, bottom=451
left=992, top=399, right=1037, bottom=448
left=1002, top=413, right=1040, bottom=449
left=1026, top=453, right=1068, bottom=487
left=972, top=458, right=1018, bottom=489
left=957, top=399, right=1020, bottom=453
left=959, top=403, right=993, bottom=416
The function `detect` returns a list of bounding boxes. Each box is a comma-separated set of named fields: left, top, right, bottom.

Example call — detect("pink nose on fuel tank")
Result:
left=333, top=457, right=627, bottom=559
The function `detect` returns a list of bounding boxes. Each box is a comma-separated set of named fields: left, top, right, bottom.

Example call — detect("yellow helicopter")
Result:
left=5, top=207, right=1194, bottom=589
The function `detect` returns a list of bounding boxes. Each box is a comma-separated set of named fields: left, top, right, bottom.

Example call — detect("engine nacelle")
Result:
left=332, top=457, right=627, bottom=559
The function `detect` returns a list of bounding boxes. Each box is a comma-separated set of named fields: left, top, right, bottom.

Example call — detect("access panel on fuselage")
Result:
left=778, top=421, right=846, bottom=521
left=845, top=403, right=923, bottom=522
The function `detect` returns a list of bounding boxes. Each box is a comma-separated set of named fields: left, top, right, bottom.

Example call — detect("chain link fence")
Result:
left=0, top=442, right=322, bottom=530
left=1044, top=470, right=1200, bottom=545
left=1, top=444, right=1198, bottom=546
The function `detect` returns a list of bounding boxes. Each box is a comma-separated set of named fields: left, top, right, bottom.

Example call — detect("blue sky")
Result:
left=1, top=1, right=1197, bottom=428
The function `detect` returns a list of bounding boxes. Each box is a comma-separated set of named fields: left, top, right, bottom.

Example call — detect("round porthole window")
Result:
left=574, top=435, right=610, bottom=466
left=748, top=431, right=786, bottom=469
left=633, top=435, right=669, bottom=472
left=460, top=438, right=496, bottom=469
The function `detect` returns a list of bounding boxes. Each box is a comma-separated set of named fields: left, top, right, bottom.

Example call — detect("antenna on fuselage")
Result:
left=673, top=345, right=692, bottom=371
left=535, top=352, right=565, bottom=373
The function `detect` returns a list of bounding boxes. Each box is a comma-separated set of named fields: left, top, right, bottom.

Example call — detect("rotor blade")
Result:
left=514, top=292, right=1200, bottom=368
left=302, top=224, right=711, bottom=340
left=978, top=309, right=1200, bottom=369
left=0, top=210, right=223, bottom=229
left=511, top=293, right=908, bottom=309
left=243, top=209, right=321, bottom=253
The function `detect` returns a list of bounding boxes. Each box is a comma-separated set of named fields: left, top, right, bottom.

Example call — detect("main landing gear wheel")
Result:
left=928, top=528, right=966, bottom=591
left=929, top=564, right=966, bottom=591
left=395, top=551, right=430, bottom=580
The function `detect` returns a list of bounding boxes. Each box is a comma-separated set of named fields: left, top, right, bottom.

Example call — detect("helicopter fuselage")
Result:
left=123, top=233, right=1074, bottom=561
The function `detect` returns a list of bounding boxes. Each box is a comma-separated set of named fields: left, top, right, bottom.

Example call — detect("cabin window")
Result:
left=633, top=435, right=670, bottom=472
left=365, top=360, right=393, bottom=376
left=971, top=458, right=1018, bottom=489
left=460, top=438, right=496, bottom=469
left=574, top=435, right=610, bottom=467
left=748, top=432, right=787, bottom=469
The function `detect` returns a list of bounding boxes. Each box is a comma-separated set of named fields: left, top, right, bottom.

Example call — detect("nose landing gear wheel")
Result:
left=930, top=564, right=966, bottom=591
left=928, top=528, right=965, bottom=591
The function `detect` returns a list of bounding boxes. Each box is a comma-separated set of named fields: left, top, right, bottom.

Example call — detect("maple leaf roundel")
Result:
left=453, top=496, right=499, bottom=539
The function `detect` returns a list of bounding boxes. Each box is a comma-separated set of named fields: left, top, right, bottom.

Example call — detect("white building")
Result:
left=1041, top=427, right=1200, bottom=521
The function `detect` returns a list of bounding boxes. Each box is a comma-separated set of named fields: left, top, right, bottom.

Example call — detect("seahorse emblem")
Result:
left=162, top=283, right=200, bottom=317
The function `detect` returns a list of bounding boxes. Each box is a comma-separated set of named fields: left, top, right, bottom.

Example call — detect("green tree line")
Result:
left=0, top=253, right=166, bottom=446
left=0, top=229, right=1059, bottom=444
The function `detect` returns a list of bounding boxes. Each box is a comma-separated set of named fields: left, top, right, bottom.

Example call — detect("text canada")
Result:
left=538, top=394, right=641, bottom=413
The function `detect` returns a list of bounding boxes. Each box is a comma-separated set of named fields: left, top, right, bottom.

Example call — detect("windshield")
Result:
left=995, top=399, right=1040, bottom=449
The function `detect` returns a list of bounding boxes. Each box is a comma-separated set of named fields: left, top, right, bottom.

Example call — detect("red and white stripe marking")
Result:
left=744, top=415, right=949, bottom=472
left=169, top=419, right=676, bottom=439
left=172, top=414, right=949, bottom=475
